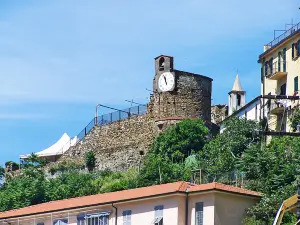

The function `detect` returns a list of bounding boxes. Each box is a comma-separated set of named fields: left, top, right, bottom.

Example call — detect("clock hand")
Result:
left=164, top=76, right=167, bottom=85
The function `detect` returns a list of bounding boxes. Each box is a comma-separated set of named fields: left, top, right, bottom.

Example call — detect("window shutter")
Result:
left=269, top=57, right=273, bottom=74
left=265, top=61, right=268, bottom=76
left=195, top=202, right=204, bottom=225
left=278, top=52, right=281, bottom=72
left=295, top=76, right=299, bottom=92
left=283, top=48, right=287, bottom=72
left=298, top=40, right=300, bottom=56
left=292, top=43, right=295, bottom=58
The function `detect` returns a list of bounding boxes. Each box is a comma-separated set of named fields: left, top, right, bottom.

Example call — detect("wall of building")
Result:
left=188, top=192, right=215, bottom=225
left=262, top=32, right=300, bottom=96
left=116, top=195, right=183, bottom=225
left=4, top=191, right=260, bottom=225
left=214, top=192, right=259, bottom=225
left=220, top=98, right=261, bottom=132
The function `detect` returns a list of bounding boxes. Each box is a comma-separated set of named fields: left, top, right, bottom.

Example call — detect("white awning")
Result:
left=20, top=133, right=78, bottom=159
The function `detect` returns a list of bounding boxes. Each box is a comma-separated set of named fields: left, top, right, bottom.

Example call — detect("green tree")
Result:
left=45, top=172, right=98, bottom=201
left=290, top=109, right=300, bottom=132
left=151, top=118, right=209, bottom=163
left=199, top=117, right=259, bottom=181
left=239, top=136, right=300, bottom=224
left=0, top=165, right=46, bottom=211
left=84, top=151, right=96, bottom=171
left=139, top=119, right=209, bottom=186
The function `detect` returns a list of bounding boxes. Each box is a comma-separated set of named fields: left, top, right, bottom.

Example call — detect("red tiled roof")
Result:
left=0, top=181, right=261, bottom=219
left=189, top=182, right=263, bottom=197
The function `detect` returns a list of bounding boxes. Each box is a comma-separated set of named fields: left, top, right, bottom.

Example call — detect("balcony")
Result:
left=268, top=99, right=291, bottom=115
left=261, top=22, right=300, bottom=55
left=265, top=61, right=287, bottom=80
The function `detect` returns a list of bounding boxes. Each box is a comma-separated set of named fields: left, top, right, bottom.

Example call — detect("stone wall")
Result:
left=211, top=104, right=228, bottom=125
left=150, top=70, right=212, bottom=121
left=61, top=114, right=156, bottom=171
left=58, top=57, right=214, bottom=172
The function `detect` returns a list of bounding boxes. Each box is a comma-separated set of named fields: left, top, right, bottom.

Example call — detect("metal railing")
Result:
left=55, top=104, right=148, bottom=156
left=265, top=60, right=287, bottom=78
left=265, top=22, right=300, bottom=48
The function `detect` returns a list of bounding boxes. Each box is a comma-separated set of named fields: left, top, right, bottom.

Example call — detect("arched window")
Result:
left=237, top=94, right=241, bottom=106
left=159, top=57, right=165, bottom=71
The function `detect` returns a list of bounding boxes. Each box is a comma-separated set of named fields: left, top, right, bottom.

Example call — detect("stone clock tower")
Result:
left=149, top=55, right=212, bottom=125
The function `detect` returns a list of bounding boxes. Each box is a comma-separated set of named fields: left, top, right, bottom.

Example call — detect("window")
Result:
left=195, top=202, right=203, bottom=225
left=255, top=104, right=258, bottom=120
left=294, top=76, right=298, bottom=92
left=159, top=57, right=165, bottom=71
left=123, top=210, right=131, bottom=225
left=265, top=61, right=268, bottom=76
left=53, top=220, right=68, bottom=225
left=78, top=213, right=110, bottom=225
left=292, top=43, right=295, bottom=58
left=283, top=48, right=286, bottom=72
left=237, top=94, right=241, bottom=106
left=77, top=215, right=85, bottom=225
left=269, top=57, right=273, bottom=74
left=280, top=83, right=286, bottom=96
left=154, top=205, right=163, bottom=225
left=278, top=52, right=281, bottom=72
left=297, top=40, right=300, bottom=57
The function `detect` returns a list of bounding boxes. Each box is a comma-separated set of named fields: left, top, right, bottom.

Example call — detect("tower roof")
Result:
left=232, top=74, right=243, bottom=92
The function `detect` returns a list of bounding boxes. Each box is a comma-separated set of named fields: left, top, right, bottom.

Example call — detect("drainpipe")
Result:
left=112, top=203, right=118, bottom=225
left=185, top=187, right=190, bottom=225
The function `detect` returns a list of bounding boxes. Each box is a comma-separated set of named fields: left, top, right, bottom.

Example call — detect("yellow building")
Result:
left=258, top=23, right=300, bottom=132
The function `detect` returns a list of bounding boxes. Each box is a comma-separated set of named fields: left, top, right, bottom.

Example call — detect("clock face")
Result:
left=158, top=72, right=175, bottom=92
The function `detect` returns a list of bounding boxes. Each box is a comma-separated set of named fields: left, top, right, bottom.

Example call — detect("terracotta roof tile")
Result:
left=0, top=181, right=186, bottom=219
left=0, top=181, right=261, bottom=219
left=189, top=182, right=263, bottom=197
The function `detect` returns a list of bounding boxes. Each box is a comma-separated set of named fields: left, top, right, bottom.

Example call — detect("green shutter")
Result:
left=278, top=52, right=281, bottom=72
left=295, top=76, right=299, bottom=92
left=283, top=48, right=286, bottom=72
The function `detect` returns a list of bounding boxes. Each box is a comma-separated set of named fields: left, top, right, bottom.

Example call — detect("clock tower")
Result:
left=149, top=55, right=212, bottom=125
left=153, top=55, right=175, bottom=93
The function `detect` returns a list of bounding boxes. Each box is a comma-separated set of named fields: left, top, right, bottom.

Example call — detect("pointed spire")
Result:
left=232, top=74, right=243, bottom=92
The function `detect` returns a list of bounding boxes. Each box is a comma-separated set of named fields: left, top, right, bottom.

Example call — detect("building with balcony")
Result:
left=0, top=181, right=261, bottom=225
left=258, top=22, right=300, bottom=132
left=258, top=23, right=300, bottom=97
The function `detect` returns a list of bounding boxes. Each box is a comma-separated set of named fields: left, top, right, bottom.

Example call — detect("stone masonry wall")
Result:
left=150, top=70, right=212, bottom=122
left=61, top=114, right=156, bottom=171
left=211, top=104, right=228, bottom=125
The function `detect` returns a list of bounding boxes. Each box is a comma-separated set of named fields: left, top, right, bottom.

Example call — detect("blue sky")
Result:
left=0, top=0, right=299, bottom=166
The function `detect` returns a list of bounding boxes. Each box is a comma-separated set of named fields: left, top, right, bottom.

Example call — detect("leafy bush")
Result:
left=84, top=151, right=96, bottom=171
left=290, top=109, right=300, bottom=132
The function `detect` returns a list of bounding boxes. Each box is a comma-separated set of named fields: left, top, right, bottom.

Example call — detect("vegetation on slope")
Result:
left=0, top=118, right=299, bottom=224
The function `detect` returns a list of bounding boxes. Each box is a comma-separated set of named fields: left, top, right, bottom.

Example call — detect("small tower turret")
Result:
left=228, top=74, right=246, bottom=115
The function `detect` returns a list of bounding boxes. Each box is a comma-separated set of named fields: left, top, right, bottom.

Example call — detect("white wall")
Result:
left=188, top=193, right=215, bottom=225
left=116, top=196, right=181, bottom=225
left=220, top=98, right=261, bottom=132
